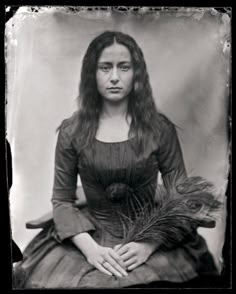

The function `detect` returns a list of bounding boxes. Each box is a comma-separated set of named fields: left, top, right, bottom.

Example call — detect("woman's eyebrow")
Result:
left=118, top=61, right=132, bottom=65
left=98, top=61, right=132, bottom=65
left=97, top=62, right=112, bottom=65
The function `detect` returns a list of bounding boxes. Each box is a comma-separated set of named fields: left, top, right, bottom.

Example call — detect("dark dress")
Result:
left=14, top=113, right=218, bottom=288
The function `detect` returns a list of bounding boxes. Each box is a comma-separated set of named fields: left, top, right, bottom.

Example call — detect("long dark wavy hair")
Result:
left=68, top=31, right=167, bottom=153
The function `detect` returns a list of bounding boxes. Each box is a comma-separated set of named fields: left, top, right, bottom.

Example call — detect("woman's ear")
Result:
left=134, top=81, right=139, bottom=92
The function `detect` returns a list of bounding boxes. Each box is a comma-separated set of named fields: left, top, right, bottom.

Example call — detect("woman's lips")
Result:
left=108, top=87, right=122, bottom=90
left=107, top=87, right=122, bottom=92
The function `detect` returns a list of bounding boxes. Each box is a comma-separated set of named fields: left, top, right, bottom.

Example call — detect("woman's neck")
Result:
left=100, top=98, right=128, bottom=120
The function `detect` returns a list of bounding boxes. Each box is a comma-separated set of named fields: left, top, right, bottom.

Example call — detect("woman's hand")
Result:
left=114, top=241, right=158, bottom=271
left=71, top=232, right=127, bottom=278
left=86, top=244, right=128, bottom=278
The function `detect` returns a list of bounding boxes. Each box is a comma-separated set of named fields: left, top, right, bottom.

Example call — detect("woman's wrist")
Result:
left=71, top=232, right=99, bottom=258
left=139, top=241, right=158, bottom=255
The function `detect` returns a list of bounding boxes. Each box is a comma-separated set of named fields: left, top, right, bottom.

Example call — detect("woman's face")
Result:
left=96, top=42, right=134, bottom=102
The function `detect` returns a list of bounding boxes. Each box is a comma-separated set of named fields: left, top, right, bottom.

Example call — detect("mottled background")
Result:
left=6, top=7, right=231, bottom=271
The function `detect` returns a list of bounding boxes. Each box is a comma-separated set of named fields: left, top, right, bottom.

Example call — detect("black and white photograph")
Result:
left=5, top=6, right=231, bottom=289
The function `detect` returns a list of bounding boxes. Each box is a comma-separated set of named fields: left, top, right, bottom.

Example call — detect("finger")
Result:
left=116, top=245, right=129, bottom=256
left=106, top=254, right=128, bottom=276
left=114, top=244, right=123, bottom=251
left=124, top=257, right=137, bottom=267
left=96, top=263, right=113, bottom=276
left=109, top=250, right=126, bottom=269
left=119, top=250, right=136, bottom=262
left=103, top=261, right=124, bottom=278
left=127, top=262, right=140, bottom=271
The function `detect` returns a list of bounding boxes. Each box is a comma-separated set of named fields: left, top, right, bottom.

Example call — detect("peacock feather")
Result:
left=115, top=176, right=223, bottom=251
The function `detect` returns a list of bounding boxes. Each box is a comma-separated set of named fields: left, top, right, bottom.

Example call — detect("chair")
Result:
left=25, top=186, right=87, bottom=229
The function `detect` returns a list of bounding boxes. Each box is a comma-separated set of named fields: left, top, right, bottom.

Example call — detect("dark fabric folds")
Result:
left=52, top=121, right=95, bottom=241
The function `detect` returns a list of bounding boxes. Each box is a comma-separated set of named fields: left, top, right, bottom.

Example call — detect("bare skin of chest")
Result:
left=96, top=116, right=131, bottom=142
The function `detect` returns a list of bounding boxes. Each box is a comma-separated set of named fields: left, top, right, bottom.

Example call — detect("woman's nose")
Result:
left=110, top=68, right=119, bottom=84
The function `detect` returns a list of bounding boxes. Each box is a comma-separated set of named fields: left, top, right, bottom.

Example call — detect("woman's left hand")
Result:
left=113, top=241, right=158, bottom=271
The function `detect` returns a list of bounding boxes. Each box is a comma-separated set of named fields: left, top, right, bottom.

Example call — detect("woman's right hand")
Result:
left=71, top=232, right=127, bottom=278
left=86, top=244, right=128, bottom=278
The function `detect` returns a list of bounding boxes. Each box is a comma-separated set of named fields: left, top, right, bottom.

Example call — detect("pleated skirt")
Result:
left=13, top=208, right=219, bottom=289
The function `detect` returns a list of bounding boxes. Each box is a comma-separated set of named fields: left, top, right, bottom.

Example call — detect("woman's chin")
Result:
left=103, top=95, right=128, bottom=103
left=103, top=93, right=128, bottom=102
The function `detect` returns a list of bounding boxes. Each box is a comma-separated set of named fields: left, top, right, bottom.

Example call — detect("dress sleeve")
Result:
left=158, top=120, right=187, bottom=191
left=52, top=122, right=95, bottom=242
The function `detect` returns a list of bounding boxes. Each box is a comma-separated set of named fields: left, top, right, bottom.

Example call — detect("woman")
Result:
left=14, top=31, right=219, bottom=288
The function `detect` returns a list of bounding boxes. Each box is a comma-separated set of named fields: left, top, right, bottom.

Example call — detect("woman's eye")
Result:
left=120, top=65, right=130, bottom=71
left=98, top=66, right=111, bottom=72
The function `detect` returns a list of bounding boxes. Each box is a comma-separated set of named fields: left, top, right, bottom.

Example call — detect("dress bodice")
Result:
left=78, top=138, right=159, bottom=237
left=52, top=113, right=187, bottom=241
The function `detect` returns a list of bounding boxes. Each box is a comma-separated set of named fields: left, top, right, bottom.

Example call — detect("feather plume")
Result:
left=117, top=177, right=223, bottom=251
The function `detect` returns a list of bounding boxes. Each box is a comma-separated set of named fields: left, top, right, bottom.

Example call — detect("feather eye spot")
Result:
left=186, top=200, right=203, bottom=212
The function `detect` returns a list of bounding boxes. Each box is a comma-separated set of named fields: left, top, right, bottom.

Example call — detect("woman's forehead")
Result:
left=98, top=42, right=132, bottom=63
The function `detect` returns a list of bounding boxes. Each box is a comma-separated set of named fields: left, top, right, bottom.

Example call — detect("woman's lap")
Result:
left=13, top=224, right=219, bottom=289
